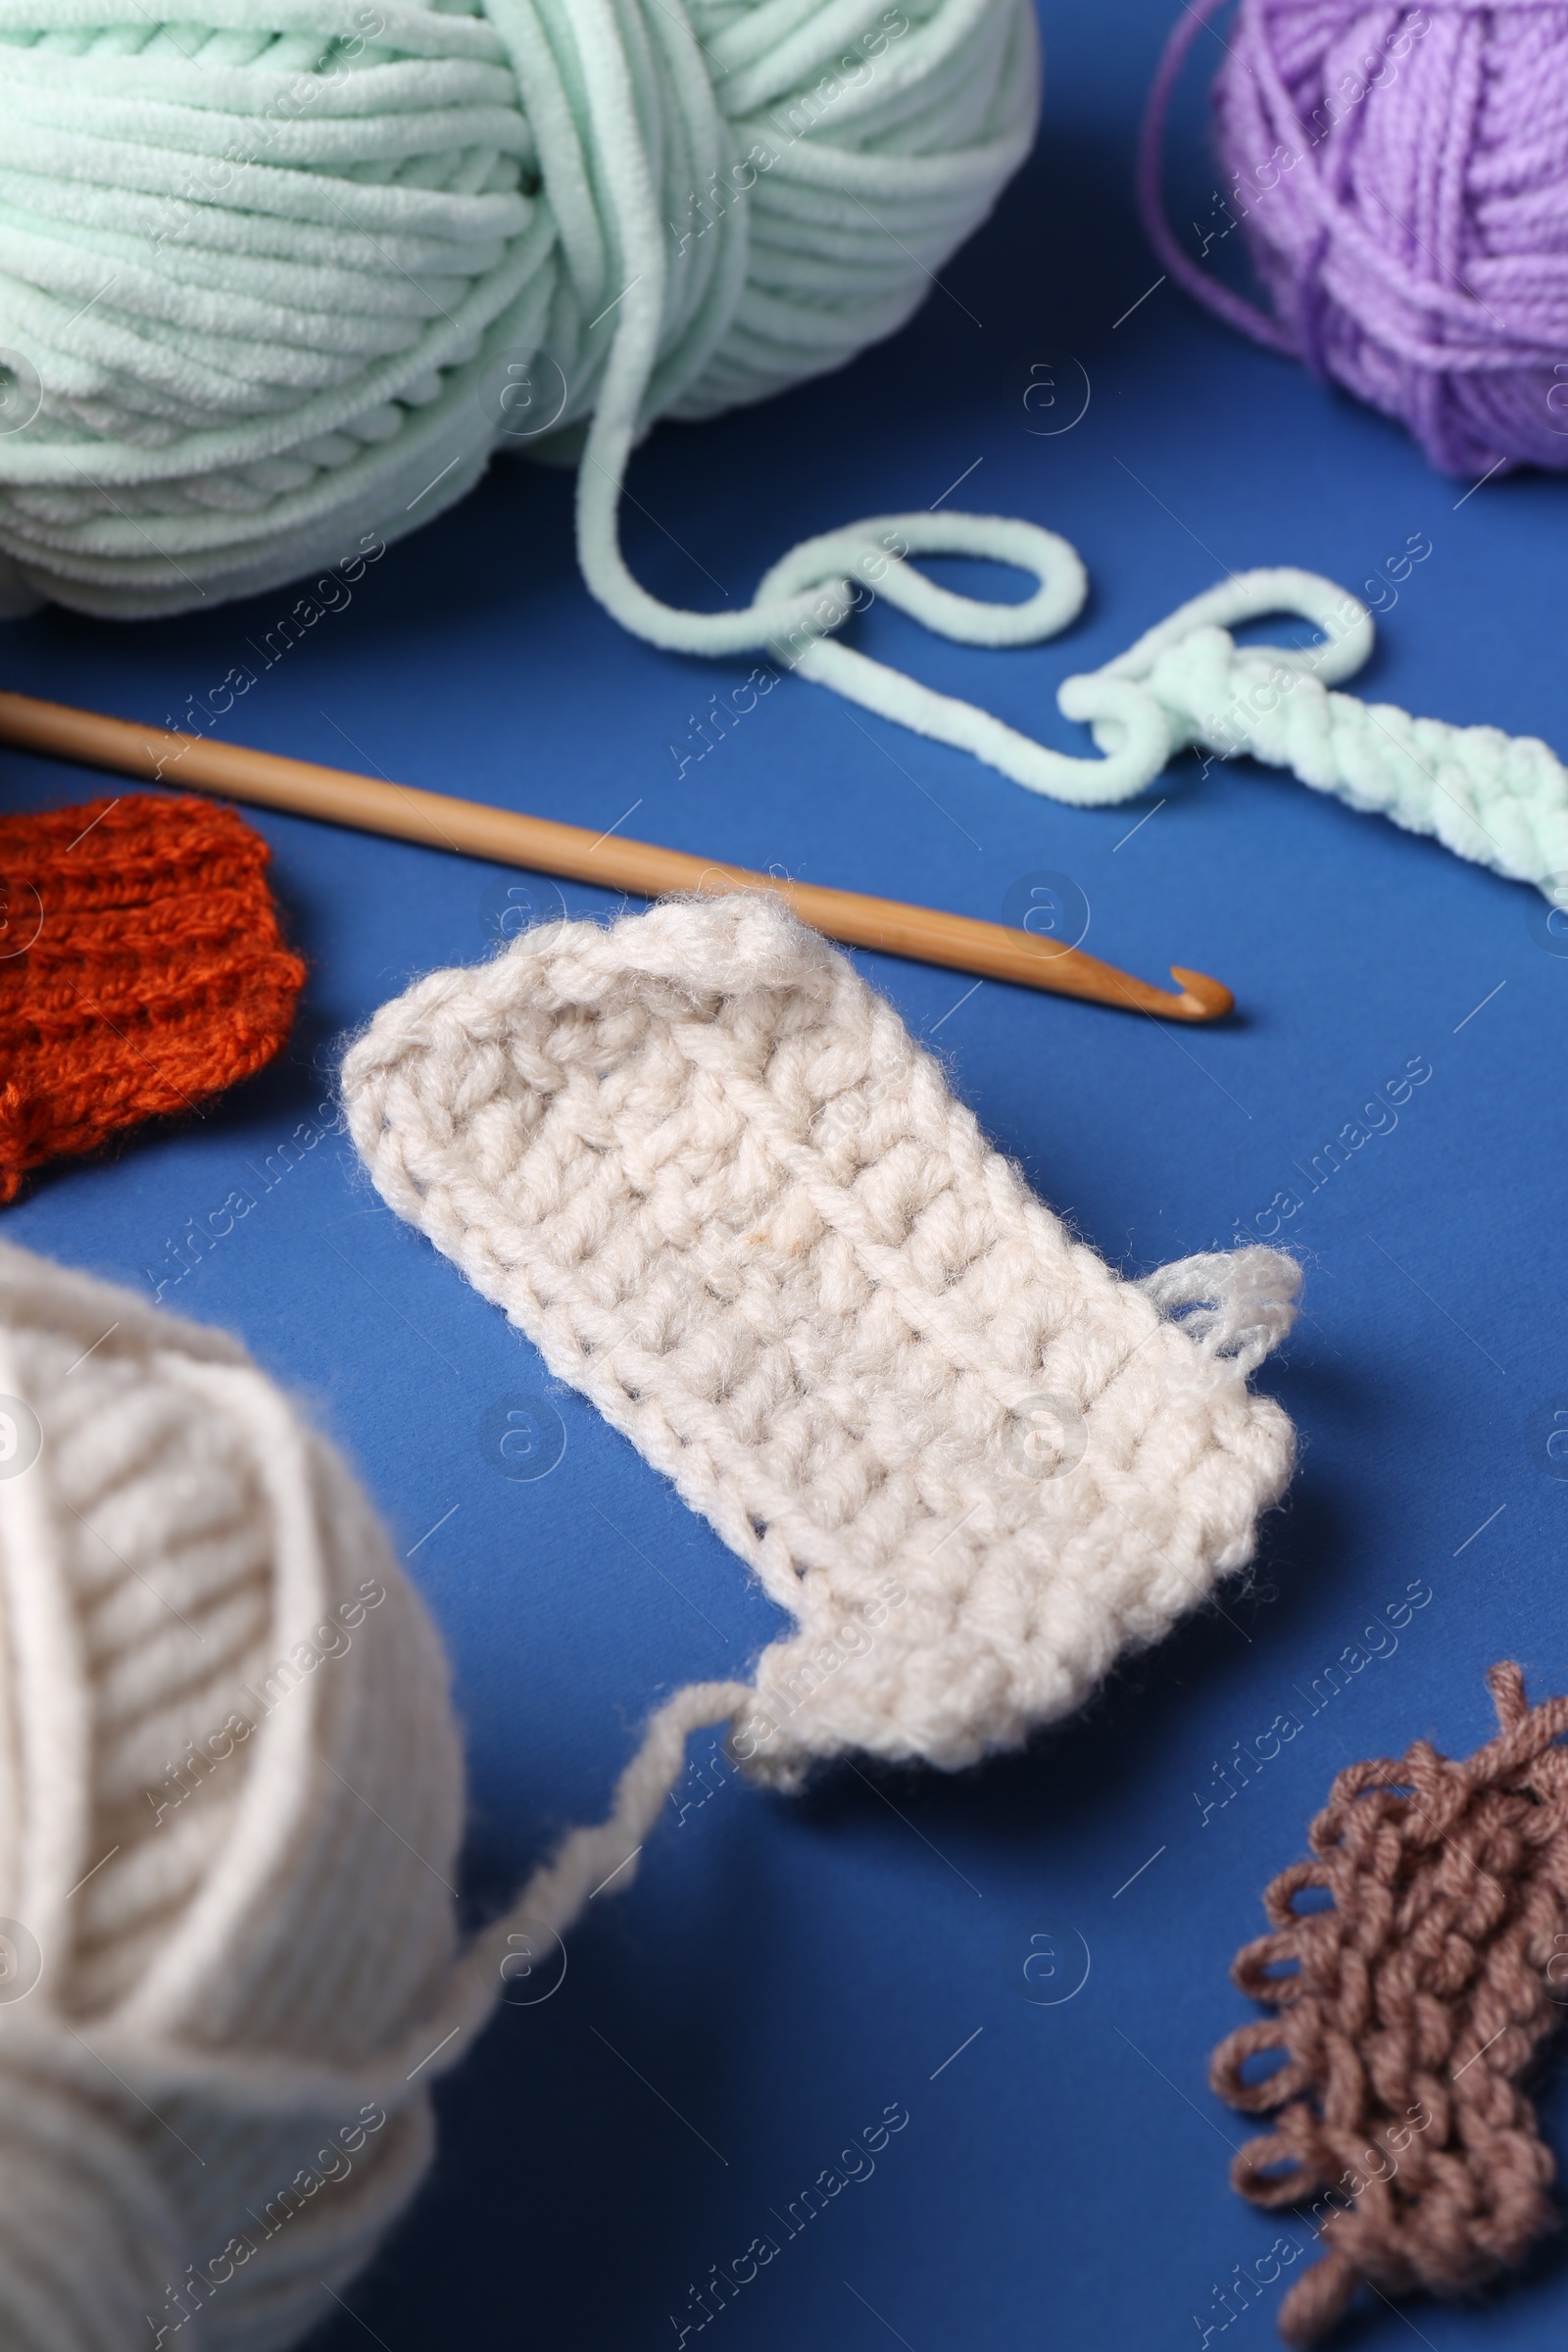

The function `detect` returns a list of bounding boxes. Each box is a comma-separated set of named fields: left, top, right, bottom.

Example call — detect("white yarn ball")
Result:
left=0, top=1236, right=744, bottom=2351
left=0, top=1240, right=464, bottom=2349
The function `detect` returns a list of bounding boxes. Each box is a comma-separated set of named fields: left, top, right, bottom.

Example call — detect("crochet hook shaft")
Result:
left=0, top=690, right=1232, bottom=1022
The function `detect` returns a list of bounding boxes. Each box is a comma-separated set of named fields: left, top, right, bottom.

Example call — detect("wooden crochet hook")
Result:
left=0, top=690, right=1232, bottom=1022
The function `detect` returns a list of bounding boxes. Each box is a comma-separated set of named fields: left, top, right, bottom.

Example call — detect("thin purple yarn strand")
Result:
left=1137, top=0, right=1298, bottom=350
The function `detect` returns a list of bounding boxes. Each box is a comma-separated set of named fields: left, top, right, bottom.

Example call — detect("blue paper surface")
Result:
left=5, top=4, right=1568, bottom=2344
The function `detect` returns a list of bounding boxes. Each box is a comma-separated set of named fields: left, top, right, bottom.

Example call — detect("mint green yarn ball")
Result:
left=0, top=0, right=1040, bottom=620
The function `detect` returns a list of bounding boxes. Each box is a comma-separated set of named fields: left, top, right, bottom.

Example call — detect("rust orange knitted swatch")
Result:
left=1212, top=1663, right=1568, bottom=2344
left=0, top=793, right=305, bottom=1201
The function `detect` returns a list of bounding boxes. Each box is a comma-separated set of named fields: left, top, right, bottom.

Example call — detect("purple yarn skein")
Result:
left=1140, top=1, right=1568, bottom=476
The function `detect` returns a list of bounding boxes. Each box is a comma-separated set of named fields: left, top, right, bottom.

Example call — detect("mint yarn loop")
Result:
left=0, top=0, right=1041, bottom=667
left=4, top=2, right=1563, bottom=893
left=779, top=545, right=1568, bottom=901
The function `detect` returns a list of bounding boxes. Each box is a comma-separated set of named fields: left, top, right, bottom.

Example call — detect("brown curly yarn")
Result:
left=1211, top=1664, right=1568, bottom=2344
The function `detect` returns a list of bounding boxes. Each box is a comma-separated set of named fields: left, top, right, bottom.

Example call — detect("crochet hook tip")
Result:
left=0, top=688, right=1242, bottom=1024
left=1166, top=966, right=1235, bottom=1022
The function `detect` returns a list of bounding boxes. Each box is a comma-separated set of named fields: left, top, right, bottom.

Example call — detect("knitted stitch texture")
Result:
left=0, top=793, right=305, bottom=1201
left=343, top=894, right=1300, bottom=1787
left=1212, top=1664, right=1568, bottom=2345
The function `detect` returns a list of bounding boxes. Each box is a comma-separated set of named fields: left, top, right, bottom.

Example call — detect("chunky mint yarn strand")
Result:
left=10, top=1, right=1568, bottom=895
left=0, top=0, right=1041, bottom=638
left=0, top=2, right=540, bottom=605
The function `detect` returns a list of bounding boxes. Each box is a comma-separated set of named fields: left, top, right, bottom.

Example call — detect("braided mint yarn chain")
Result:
left=2, top=5, right=1559, bottom=890
left=1076, top=567, right=1568, bottom=895
left=764, top=534, right=1568, bottom=900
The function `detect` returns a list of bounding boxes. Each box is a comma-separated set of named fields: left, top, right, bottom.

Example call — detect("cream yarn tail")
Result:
left=0, top=1239, right=744, bottom=2352
left=343, top=894, right=1300, bottom=1788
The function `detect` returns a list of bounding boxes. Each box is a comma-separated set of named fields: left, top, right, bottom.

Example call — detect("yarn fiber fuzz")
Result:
left=0, top=1236, right=749, bottom=2350
left=1213, top=1665, right=1568, bottom=2344
left=343, top=893, right=1302, bottom=1787
left=1142, top=1, right=1568, bottom=477
left=0, top=793, right=306, bottom=1201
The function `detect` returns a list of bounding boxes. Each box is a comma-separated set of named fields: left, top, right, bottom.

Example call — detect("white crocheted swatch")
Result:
left=343, top=897, right=1299, bottom=1787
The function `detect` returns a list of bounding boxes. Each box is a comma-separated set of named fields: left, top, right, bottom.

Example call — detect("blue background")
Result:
left=5, top=4, right=1568, bottom=2345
